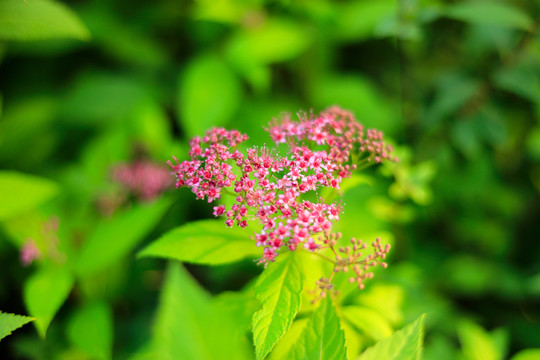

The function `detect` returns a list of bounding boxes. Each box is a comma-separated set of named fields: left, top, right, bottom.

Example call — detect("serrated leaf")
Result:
left=290, top=297, right=347, bottom=360
left=138, top=219, right=261, bottom=265
left=67, top=302, right=113, bottom=360
left=252, top=252, right=304, bottom=360
left=445, top=2, right=533, bottom=31
left=343, top=306, right=393, bottom=341
left=23, top=266, right=74, bottom=338
left=358, top=314, right=425, bottom=360
left=178, top=55, right=242, bottom=138
left=0, top=312, right=34, bottom=341
left=153, top=263, right=251, bottom=360
left=0, top=171, right=59, bottom=221
left=268, top=318, right=309, bottom=360
left=75, top=197, right=171, bottom=277
left=0, top=0, right=90, bottom=41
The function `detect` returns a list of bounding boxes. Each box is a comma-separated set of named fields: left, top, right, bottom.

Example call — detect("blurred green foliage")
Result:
left=0, top=0, right=539, bottom=359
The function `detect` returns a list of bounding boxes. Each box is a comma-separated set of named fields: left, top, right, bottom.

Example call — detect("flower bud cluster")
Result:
left=169, top=108, right=395, bottom=265
left=314, top=237, right=391, bottom=298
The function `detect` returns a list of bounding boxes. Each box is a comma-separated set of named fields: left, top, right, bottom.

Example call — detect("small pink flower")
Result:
left=20, top=239, right=41, bottom=266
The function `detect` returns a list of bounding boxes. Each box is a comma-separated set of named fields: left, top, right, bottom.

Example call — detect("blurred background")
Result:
left=0, top=0, right=539, bottom=359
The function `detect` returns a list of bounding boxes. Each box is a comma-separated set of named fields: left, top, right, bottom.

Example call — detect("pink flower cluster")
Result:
left=169, top=107, right=396, bottom=264
left=112, top=161, right=172, bottom=201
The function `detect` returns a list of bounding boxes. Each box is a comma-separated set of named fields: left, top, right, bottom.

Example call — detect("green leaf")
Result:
left=0, top=0, right=90, bottom=41
left=355, top=284, right=404, bottom=326
left=511, top=349, right=540, bottom=360
left=226, top=19, right=312, bottom=65
left=290, top=297, right=347, bottom=360
left=0, top=311, right=34, bottom=341
left=309, top=74, right=399, bottom=135
left=268, top=318, right=309, bottom=360
left=153, top=262, right=212, bottom=360
left=253, top=252, right=304, bottom=360
left=445, top=2, right=533, bottom=31
left=138, top=219, right=261, bottom=265
left=75, top=197, right=171, bottom=278
left=343, top=306, right=393, bottom=341
left=153, top=263, right=251, bottom=360
left=358, top=314, right=425, bottom=360
left=457, top=321, right=500, bottom=360
left=494, top=64, right=540, bottom=104
left=23, top=266, right=74, bottom=338
left=334, top=0, right=397, bottom=41
left=178, top=55, right=242, bottom=138
left=67, top=302, right=113, bottom=360
left=0, top=171, right=59, bottom=221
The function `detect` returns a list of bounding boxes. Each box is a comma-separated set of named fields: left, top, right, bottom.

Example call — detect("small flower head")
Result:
left=20, top=239, right=41, bottom=266
left=169, top=107, right=395, bottom=276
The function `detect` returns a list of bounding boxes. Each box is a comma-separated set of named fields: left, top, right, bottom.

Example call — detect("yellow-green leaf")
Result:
left=138, top=219, right=261, bottom=265
left=0, top=0, right=90, bottom=41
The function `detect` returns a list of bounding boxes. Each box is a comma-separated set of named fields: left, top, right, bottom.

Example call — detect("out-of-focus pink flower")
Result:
left=20, top=239, right=41, bottom=267
left=112, top=160, right=172, bottom=201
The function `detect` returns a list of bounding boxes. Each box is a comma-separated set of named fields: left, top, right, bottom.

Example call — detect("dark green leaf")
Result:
left=445, top=2, right=533, bottom=31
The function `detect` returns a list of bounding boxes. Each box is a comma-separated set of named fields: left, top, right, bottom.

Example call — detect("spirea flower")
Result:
left=112, top=160, right=172, bottom=201
left=169, top=107, right=396, bottom=269
left=20, top=239, right=41, bottom=266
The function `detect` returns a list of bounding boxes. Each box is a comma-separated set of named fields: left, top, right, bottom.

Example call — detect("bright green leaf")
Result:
left=457, top=321, right=500, bottom=360
left=138, top=219, right=260, bottom=265
left=355, top=284, right=404, bottom=326
left=268, top=318, right=309, bottom=360
left=253, top=252, right=304, bottom=360
left=226, top=19, right=312, bottom=65
left=343, top=306, right=393, bottom=341
left=358, top=314, right=425, bottom=360
left=334, top=1, right=397, bottom=41
left=178, top=55, right=242, bottom=137
left=67, top=302, right=113, bottom=360
left=153, top=263, right=251, bottom=360
left=290, top=297, right=347, bottom=360
left=510, top=349, right=540, bottom=360
left=0, top=311, right=34, bottom=341
left=23, top=266, right=74, bottom=338
left=309, top=74, right=399, bottom=135
left=153, top=262, right=212, bottom=360
left=0, top=171, right=59, bottom=221
left=75, top=197, right=171, bottom=277
left=0, top=0, right=90, bottom=41
left=445, top=2, right=533, bottom=31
